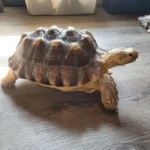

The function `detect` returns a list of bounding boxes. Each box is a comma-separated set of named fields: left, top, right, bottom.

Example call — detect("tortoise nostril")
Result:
left=135, top=52, right=139, bottom=56
left=135, top=54, right=138, bottom=58
left=134, top=52, right=138, bottom=58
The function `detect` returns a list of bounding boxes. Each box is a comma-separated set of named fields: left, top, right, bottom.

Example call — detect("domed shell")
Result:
left=8, top=26, right=102, bottom=87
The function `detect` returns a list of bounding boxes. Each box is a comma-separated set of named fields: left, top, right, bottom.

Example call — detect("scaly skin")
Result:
left=98, top=74, right=118, bottom=111
left=1, top=69, right=18, bottom=88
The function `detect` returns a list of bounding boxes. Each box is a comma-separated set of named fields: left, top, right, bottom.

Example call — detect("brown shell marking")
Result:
left=8, top=54, right=20, bottom=71
left=48, top=67, right=62, bottom=86
left=31, top=27, right=46, bottom=37
left=18, top=37, right=34, bottom=60
left=80, top=34, right=96, bottom=58
left=44, top=40, right=66, bottom=66
left=30, top=37, right=46, bottom=62
left=62, top=26, right=81, bottom=42
left=84, top=30, right=98, bottom=47
left=17, top=60, right=26, bottom=78
left=63, top=43, right=89, bottom=67
left=45, top=25, right=61, bottom=39
left=8, top=26, right=101, bottom=87
left=8, top=37, right=32, bottom=72
left=33, top=63, right=48, bottom=83
left=77, top=68, right=90, bottom=87
left=61, top=66, right=77, bottom=86
left=85, top=62, right=100, bottom=81
left=25, top=62, right=35, bottom=80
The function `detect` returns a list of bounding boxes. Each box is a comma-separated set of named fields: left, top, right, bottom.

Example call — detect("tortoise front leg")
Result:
left=99, top=74, right=118, bottom=111
left=1, top=69, right=18, bottom=88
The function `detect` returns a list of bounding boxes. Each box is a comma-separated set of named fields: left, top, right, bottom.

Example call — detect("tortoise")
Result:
left=1, top=25, right=138, bottom=111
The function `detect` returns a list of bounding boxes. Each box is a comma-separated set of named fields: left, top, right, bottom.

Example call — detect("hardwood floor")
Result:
left=0, top=7, right=150, bottom=150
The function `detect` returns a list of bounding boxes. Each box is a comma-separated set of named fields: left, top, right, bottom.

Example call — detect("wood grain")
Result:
left=0, top=7, right=150, bottom=150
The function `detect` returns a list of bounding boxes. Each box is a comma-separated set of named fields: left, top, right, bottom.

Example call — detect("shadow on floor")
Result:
left=1, top=80, right=120, bottom=133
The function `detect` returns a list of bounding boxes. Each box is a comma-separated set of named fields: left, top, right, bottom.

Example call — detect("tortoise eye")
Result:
left=129, top=53, right=133, bottom=57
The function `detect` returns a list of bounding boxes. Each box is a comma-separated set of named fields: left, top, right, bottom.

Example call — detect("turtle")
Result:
left=0, top=25, right=138, bottom=111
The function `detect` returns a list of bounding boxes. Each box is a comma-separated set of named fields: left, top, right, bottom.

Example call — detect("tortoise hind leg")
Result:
left=1, top=69, right=18, bottom=88
left=99, top=74, right=118, bottom=112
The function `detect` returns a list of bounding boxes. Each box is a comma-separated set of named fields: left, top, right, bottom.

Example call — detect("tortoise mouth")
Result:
left=131, top=56, right=138, bottom=63
left=130, top=52, right=138, bottom=63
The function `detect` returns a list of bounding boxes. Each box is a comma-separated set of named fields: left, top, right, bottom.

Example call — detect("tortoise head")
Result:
left=101, top=47, right=138, bottom=69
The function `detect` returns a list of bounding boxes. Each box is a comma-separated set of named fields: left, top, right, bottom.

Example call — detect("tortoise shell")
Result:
left=8, top=26, right=103, bottom=87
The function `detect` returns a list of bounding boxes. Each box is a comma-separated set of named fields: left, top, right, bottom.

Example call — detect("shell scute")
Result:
left=30, top=37, right=46, bottom=63
left=85, top=62, right=100, bottom=81
left=25, top=62, right=35, bottom=81
left=30, top=27, right=46, bottom=37
left=17, top=60, right=26, bottom=78
left=17, top=37, right=34, bottom=60
left=62, top=26, right=81, bottom=42
left=61, top=66, right=77, bottom=86
left=44, top=40, right=67, bottom=66
left=80, top=34, right=96, bottom=58
left=33, top=63, right=48, bottom=83
left=45, top=26, right=61, bottom=39
left=63, top=43, right=89, bottom=67
left=48, top=66, right=63, bottom=86
left=77, top=68, right=91, bottom=87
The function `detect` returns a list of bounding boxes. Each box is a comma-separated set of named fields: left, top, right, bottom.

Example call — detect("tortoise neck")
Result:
left=101, top=53, right=119, bottom=70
